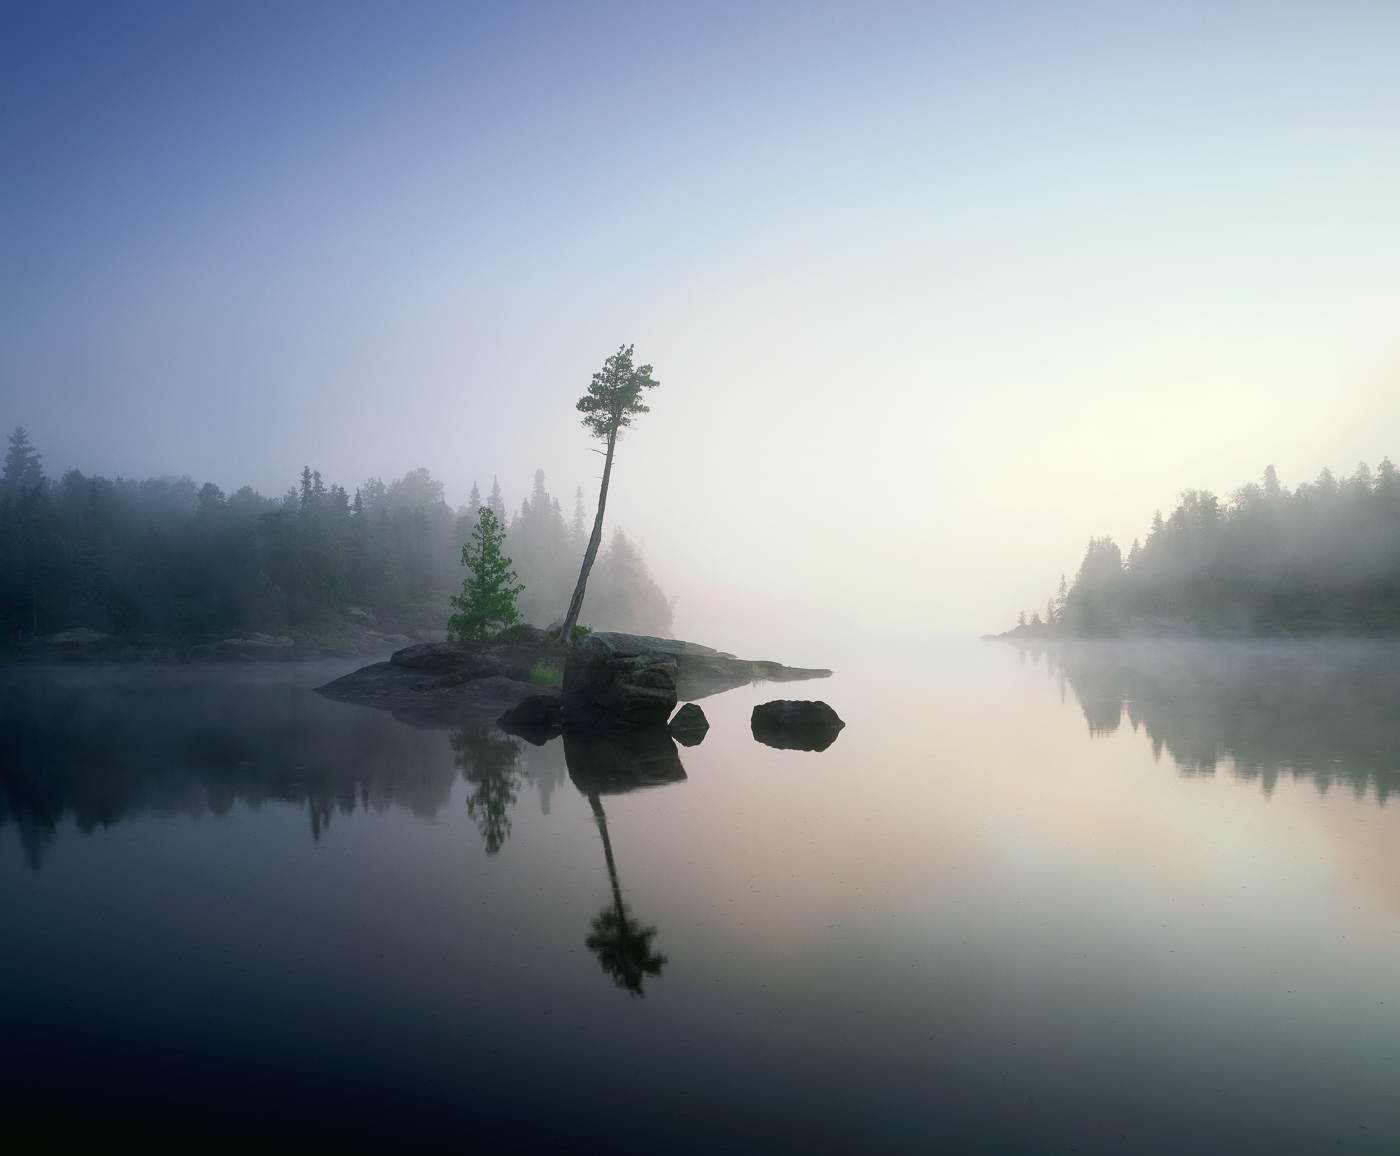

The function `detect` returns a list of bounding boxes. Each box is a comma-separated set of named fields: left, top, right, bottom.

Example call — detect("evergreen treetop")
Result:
left=448, top=506, right=524, bottom=642
left=3, top=426, right=43, bottom=493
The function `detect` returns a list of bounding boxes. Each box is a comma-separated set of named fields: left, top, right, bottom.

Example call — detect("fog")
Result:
left=5, top=3, right=1400, bottom=640
left=1019, top=638, right=1400, bottom=803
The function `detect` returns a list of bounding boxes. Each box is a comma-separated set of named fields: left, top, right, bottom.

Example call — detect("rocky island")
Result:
left=315, top=628, right=832, bottom=729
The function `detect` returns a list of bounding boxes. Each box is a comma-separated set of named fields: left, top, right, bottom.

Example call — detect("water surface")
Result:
left=3, top=640, right=1399, bottom=1152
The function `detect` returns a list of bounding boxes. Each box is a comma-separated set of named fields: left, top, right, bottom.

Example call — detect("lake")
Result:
left=3, top=638, right=1399, bottom=1153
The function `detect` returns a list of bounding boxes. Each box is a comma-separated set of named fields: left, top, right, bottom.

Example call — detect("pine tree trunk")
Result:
left=557, top=426, right=617, bottom=647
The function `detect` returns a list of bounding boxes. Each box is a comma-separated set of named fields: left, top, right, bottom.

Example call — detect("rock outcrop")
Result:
left=560, top=632, right=683, bottom=731
left=676, top=644, right=832, bottom=701
left=317, top=636, right=562, bottom=726
left=751, top=699, right=845, bottom=752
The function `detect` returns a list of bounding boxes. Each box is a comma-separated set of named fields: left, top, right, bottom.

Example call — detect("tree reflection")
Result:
left=449, top=725, right=526, bottom=855
left=564, top=730, right=681, bottom=997
left=1026, top=639, right=1400, bottom=801
left=583, top=792, right=667, bottom=996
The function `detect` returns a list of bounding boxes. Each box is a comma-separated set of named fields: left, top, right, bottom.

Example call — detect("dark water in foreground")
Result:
left=3, top=639, right=1400, bottom=1153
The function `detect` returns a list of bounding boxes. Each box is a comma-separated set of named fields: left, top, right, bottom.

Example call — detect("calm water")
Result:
left=3, top=639, right=1400, bottom=1152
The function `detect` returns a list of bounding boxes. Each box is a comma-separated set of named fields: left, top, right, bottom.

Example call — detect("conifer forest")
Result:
left=0, top=426, right=671, bottom=654
left=1015, top=460, right=1400, bottom=637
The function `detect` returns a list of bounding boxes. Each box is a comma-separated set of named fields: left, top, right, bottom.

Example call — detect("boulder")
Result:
left=346, top=606, right=379, bottom=625
left=434, top=655, right=532, bottom=687
left=390, top=642, right=475, bottom=675
left=497, top=694, right=564, bottom=738
left=751, top=700, right=845, bottom=752
left=561, top=632, right=683, bottom=731
left=667, top=702, right=709, bottom=747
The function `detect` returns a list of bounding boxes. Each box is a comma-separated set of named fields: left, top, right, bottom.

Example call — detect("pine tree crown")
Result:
left=576, top=345, right=659, bottom=441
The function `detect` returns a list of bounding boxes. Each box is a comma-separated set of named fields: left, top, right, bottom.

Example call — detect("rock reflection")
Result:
left=1026, top=640, right=1400, bottom=800
left=563, top=729, right=686, bottom=795
left=750, top=725, right=842, bottom=752
left=565, top=731, right=682, bottom=997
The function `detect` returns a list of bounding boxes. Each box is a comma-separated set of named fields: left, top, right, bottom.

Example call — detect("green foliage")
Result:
left=529, top=659, right=563, bottom=688
left=447, top=507, right=524, bottom=642
left=576, top=345, right=659, bottom=441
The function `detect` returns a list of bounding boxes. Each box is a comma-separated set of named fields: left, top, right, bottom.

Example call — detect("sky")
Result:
left=4, top=0, right=1400, bottom=639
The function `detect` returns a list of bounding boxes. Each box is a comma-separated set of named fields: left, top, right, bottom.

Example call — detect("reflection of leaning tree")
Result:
left=449, top=725, right=526, bottom=854
left=583, top=789, right=667, bottom=997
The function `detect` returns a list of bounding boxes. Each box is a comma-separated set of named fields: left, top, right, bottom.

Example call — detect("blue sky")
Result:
left=4, top=1, right=1400, bottom=636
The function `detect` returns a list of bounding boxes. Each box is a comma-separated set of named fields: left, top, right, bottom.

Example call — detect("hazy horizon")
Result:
left=6, top=1, right=1399, bottom=638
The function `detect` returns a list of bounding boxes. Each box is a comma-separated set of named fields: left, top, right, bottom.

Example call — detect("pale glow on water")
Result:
left=3, top=641, right=1399, bottom=1150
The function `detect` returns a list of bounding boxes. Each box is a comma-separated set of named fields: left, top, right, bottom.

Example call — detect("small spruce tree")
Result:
left=448, top=506, right=524, bottom=641
left=3, top=426, right=43, bottom=493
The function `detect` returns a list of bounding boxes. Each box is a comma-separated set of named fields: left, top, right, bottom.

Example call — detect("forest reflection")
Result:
left=0, top=669, right=467, bottom=869
left=0, top=668, right=677, bottom=994
left=1024, top=639, right=1400, bottom=801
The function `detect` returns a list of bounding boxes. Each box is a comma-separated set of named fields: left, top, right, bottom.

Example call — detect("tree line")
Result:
left=0, top=424, right=672, bottom=652
left=1014, top=459, right=1400, bottom=636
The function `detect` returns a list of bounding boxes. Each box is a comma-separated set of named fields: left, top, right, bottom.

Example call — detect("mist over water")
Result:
left=5, top=4, right=1400, bottom=1150
left=4, top=639, right=1399, bottom=1151
left=1028, top=638, right=1400, bottom=800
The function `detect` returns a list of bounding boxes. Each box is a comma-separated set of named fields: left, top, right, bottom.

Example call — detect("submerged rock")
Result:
left=667, top=702, right=709, bottom=746
left=751, top=700, right=845, bottom=752
left=497, top=694, right=564, bottom=741
left=561, top=632, right=682, bottom=731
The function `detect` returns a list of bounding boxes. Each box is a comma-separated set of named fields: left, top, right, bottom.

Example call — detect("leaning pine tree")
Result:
left=448, top=506, right=525, bottom=642
left=555, top=344, right=660, bottom=647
